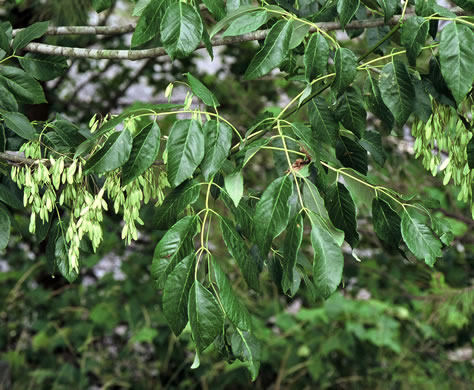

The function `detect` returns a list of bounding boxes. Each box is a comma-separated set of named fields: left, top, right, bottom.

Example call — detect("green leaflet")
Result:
left=401, top=208, right=442, bottom=266
left=221, top=190, right=254, bottom=241
left=290, top=122, right=320, bottom=160
left=243, top=19, right=293, bottom=80
left=363, top=74, right=394, bottom=131
left=333, top=48, right=357, bottom=93
left=304, top=33, right=329, bottom=83
left=212, top=257, right=252, bottom=331
left=254, top=175, right=293, bottom=257
left=186, top=73, right=220, bottom=107
left=46, top=223, right=78, bottom=283
left=439, top=22, right=474, bottom=106
left=188, top=281, right=224, bottom=355
left=0, top=206, right=11, bottom=250
left=132, top=0, right=151, bottom=16
left=0, top=183, right=22, bottom=209
left=282, top=214, right=303, bottom=295
left=311, top=218, right=344, bottom=300
left=377, top=0, right=399, bottom=22
left=308, top=97, right=339, bottom=147
left=289, top=20, right=310, bottom=49
left=210, top=5, right=257, bottom=38
left=303, top=180, right=329, bottom=219
left=121, top=122, right=161, bottom=186
left=91, top=0, right=113, bottom=13
left=412, top=77, right=432, bottom=122
left=12, top=21, right=49, bottom=52
left=341, top=168, right=375, bottom=207
left=359, top=130, right=386, bottom=166
left=336, top=136, right=368, bottom=175
left=163, top=254, right=196, bottom=337
left=0, top=23, right=10, bottom=53
left=154, top=180, right=201, bottom=230
left=167, top=119, right=204, bottom=188
left=467, top=137, right=474, bottom=170
left=131, top=0, right=168, bottom=47
left=335, top=86, right=366, bottom=138
left=401, top=16, right=428, bottom=66
left=222, top=10, right=268, bottom=37
left=0, top=66, right=46, bottom=104
left=18, top=53, right=68, bottom=81
left=231, top=329, right=261, bottom=381
left=224, top=170, right=243, bottom=207
left=324, top=182, right=359, bottom=248
left=202, top=0, right=226, bottom=20
left=201, top=120, right=232, bottom=180
left=0, top=85, right=17, bottom=111
left=0, top=111, right=36, bottom=141
left=372, top=198, right=401, bottom=247
left=337, top=0, right=360, bottom=28
left=84, top=130, right=132, bottom=174
left=160, top=2, right=203, bottom=60
left=380, top=61, right=415, bottom=126
left=220, top=216, right=260, bottom=291
left=151, top=216, right=198, bottom=289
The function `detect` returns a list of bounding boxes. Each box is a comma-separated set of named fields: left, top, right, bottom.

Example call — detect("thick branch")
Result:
left=20, top=8, right=465, bottom=60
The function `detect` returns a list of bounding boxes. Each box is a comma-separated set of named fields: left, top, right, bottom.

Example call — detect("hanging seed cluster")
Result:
left=11, top=141, right=169, bottom=272
left=412, top=104, right=473, bottom=217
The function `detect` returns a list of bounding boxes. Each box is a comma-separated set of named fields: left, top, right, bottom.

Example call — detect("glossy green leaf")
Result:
left=221, top=191, right=254, bottom=240
left=0, top=23, right=10, bottom=53
left=222, top=10, right=268, bottom=37
left=131, top=0, right=168, bottom=47
left=0, top=85, right=17, bottom=111
left=311, top=219, right=344, bottom=299
left=401, top=208, right=442, bottom=266
left=163, top=254, right=196, bottom=336
left=303, top=180, right=329, bottom=219
left=151, top=216, right=198, bottom=289
left=18, top=53, right=68, bottom=81
left=243, top=20, right=293, bottom=80
left=210, top=5, right=257, bottom=38
left=337, top=0, right=360, bottom=28
left=231, top=329, right=261, bottom=381
left=132, top=0, right=151, bottom=16
left=0, top=111, right=36, bottom=140
left=289, top=20, right=310, bottom=49
left=186, top=73, right=220, bottom=107
left=363, top=74, right=394, bottom=130
left=333, top=48, right=357, bottom=93
left=91, top=0, right=113, bottom=12
left=304, top=33, right=329, bottom=83
left=0, top=184, right=22, bottom=209
left=341, top=168, right=375, bottom=207
left=188, top=281, right=224, bottom=354
left=439, top=22, right=474, bottom=106
left=122, top=122, right=161, bottom=186
left=336, top=136, right=368, bottom=175
left=12, top=21, right=48, bottom=52
left=372, top=198, right=401, bottom=246
left=359, top=130, right=386, bottom=166
left=377, top=0, right=399, bottom=22
left=154, top=180, right=201, bottom=230
left=254, top=175, right=293, bottom=257
left=0, top=66, right=46, bottom=104
left=308, top=97, right=339, bottom=147
left=401, top=16, right=428, bottom=65
left=212, top=257, right=252, bottom=331
left=202, top=0, right=227, bottom=21
left=335, top=86, right=366, bottom=138
left=325, top=182, right=359, bottom=248
left=0, top=206, right=11, bottom=250
left=412, top=77, right=432, bottom=122
left=167, top=119, right=204, bottom=188
left=201, top=120, right=232, bottom=180
left=51, top=116, right=86, bottom=148
left=290, top=122, right=319, bottom=160
left=161, top=2, right=203, bottom=59
left=224, top=170, right=243, bottom=207
left=282, top=214, right=303, bottom=294
left=380, top=61, right=415, bottom=126
left=220, top=216, right=260, bottom=291
left=84, top=130, right=132, bottom=174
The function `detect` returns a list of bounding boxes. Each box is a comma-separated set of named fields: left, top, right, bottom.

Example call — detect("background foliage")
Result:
left=0, top=0, right=473, bottom=388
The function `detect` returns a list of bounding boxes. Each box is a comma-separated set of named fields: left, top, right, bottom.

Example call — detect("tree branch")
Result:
left=19, top=8, right=465, bottom=60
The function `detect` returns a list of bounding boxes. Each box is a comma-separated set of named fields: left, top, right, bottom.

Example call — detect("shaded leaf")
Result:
left=364, top=74, right=394, bottom=130
left=336, top=136, right=368, bottom=175
left=0, top=85, right=17, bottom=111
left=335, top=86, right=366, bottom=138
left=304, top=33, right=329, bottom=82
left=377, top=0, right=399, bottom=22
left=333, top=48, right=357, bottom=93
left=308, top=97, right=339, bottom=147
left=372, top=198, right=401, bottom=246
left=18, top=53, right=68, bottom=81
left=0, top=206, right=10, bottom=250
left=412, top=76, right=432, bottom=122
left=1, top=111, right=36, bottom=140
left=122, top=122, right=161, bottom=186
left=0, top=183, right=22, bottom=209
left=91, top=0, right=113, bottom=12
left=12, top=21, right=48, bottom=52
left=290, top=122, right=320, bottom=160
left=0, top=66, right=46, bottom=104
left=337, top=0, right=360, bottom=28
left=202, top=0, right=226, bottom=20
left=359, top=130, right=386, bottom=166
left=231, top=329, right=261, bottom=381
left=282, top=214, right=303, bottom=294
left=163, top=254, right=196, bottom=336
left=131, top=0, right=168, bottom=47
left=401, top=16, right=428, bottom=65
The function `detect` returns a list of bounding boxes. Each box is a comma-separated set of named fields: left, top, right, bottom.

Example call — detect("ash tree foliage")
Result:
left=0, top=0, right=473, bottom=380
